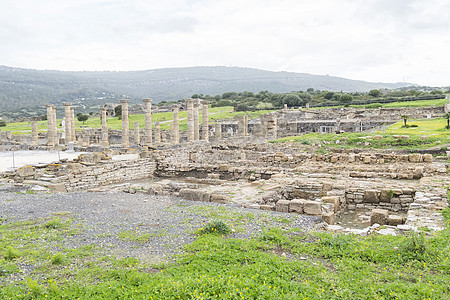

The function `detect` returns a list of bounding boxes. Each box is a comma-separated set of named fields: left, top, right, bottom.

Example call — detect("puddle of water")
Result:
left=335, top=209, right=407, bottom=229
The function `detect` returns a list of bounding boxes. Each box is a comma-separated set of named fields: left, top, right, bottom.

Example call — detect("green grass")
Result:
left=310, top=98, right=449, bottom=110
left=273, top=118, right=450, bottom=150
left=1, top=106, right=276, bottom=134
left=117, top=229, right=156, bottom=243
left=1, top=210, right=449, bottom=299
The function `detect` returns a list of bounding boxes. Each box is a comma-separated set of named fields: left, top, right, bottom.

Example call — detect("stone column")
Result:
left=46, top=104, right=55, bottom=146
left=305, top=103, right=310, bottom=109
left=31, top=120, right=38, bottom=146
left=100, top=107, right=109, bottom=147
left=70, top=106, right=76, bottom=143
left=284, top=104, right=288, bottom=111
left=202, top=102, right=209, bottom=141
left=52, top=105, right=58, bottom=145
left=154, top=122, right=161, bottom=145
left=63, top=103, right=72, bottom=144
left=267, top=118, right=278, bottom=140
left=172, top=105, right=179, bottom=144
left=193, top=100, right=199, bottom=140
left=186, top=99, right=194, bottom=142
left=134, top=122, right=140, bottom=145
left=215, top=123, right=222, bottom=140
left=143, top=98, right=152, bottom=146
left=120, top=99, right=130, bottom=148
left=238, top=115, right=248, bottom=136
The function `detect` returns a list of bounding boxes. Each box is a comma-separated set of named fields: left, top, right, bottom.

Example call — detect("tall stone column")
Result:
left=63, top=103, right=72, bottom=144
left=31, top=120, right=38, bottom=146
left=52, top=105, right=58, bottom=145
left=70, top=106, right=76, bottom=143
left=100, top=107, right=109, bottom=147
left=46, top=104, right=55, bottom=146
left=134, top=122, right=140, bottom=145
left=172, top=105, right=179, bottom=144
left=143, top=98, right=152, bottom=146
left=154, top=122, right=161, bottom=145
left=202, top=102, right=209, bottom=141
left=215, top=123, right=222, bottom=140
left=238, top=115, right=248, bottom=136
left=193, top=100, right=199, bottom=140
left=186, top=99, right=194, bottom=142
left=120, top=99, right=130, bottom=148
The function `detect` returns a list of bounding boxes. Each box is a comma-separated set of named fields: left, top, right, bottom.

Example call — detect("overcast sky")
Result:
left=1, top=0, right=449, bottom=86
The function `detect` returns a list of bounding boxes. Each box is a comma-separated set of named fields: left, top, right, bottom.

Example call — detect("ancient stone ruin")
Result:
left=1, top=99, right=449, bottom=236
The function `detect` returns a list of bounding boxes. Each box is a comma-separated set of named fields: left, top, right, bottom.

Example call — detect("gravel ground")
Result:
left=0, top=182, right=322, bottom=265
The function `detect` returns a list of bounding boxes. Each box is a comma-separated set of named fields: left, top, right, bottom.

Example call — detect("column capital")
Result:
left=120, top=99, right=130, bottom=104
left=143, top=98, right=152, bottom=103
left=63, top=102, right=72, bottom=106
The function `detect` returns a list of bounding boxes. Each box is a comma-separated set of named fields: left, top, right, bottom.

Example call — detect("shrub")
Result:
left=400, top=232, right=427, bottom=261
left=4, top=247, right=21, bottom=260
left=43, top=217, right=66, bottom=229
left=197, top=220, right=232, bottom=235
left=0, top=120, right=6, bottom=127
left=51, top=253, right=68, bottom=265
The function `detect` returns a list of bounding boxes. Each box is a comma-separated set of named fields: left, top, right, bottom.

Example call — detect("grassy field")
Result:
left=1, top=107, right=276, bottom=134
left=1, top=207, right=449, bottom=299
left=310, top=98, right=449, bottom=110
left=273, top=118, right=450, bottom=150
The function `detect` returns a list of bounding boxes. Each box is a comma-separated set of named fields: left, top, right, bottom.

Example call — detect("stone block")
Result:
left=271, top=173, right=286, bottom=179
left=373, top=135, right=383, bottom=140
left=210, top=193, right=228, bottom=203
left=364, top=190, right=379, bottom=203
left=423, top=154, right=433, bottom=163
left=388, top=215, right=404, bottom=226
left=289, top=199, right=305, bottom=213
left=16, top=166, right=35, bottom=178
left=322, top=212, right=335, bottom=225
left=413, top=167, right=423, bottom=179
left=303, top=200, right=322, bottom=216
left=219, top=164, right=230, bottom=172
left=260, top=205, right=275, bottom=211
left=322, top=196, right=340, bottom=212
left=179, top=188, right=207, bottom=201
left=380, top=189, right=392, bottom=203
left=370, top=209, right=388, bottom=225
left=275, top=200, right=290, bottom=212
left=408, top=153, right=423, bottom=163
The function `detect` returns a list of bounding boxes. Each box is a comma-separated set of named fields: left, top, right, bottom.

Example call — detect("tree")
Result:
left=368, top=89, right=381, bottom=97
left=236, top=104, right=249, bottom=111
left=323, top=91, right=335, bottom=100
left=401, top=115, right=408, bottom=127
left=77, top=114, right=89, bottom=124
left=339, top=94, right=353, bottom=104
left=444, top=113, right=450, bottom=129
left=114, top=105, right=122, bottom=117
left=0, top=120, right=6, bottom=127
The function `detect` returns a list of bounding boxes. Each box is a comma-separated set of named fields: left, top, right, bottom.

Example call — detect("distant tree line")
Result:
left=186, top=88, right=448, bottom=111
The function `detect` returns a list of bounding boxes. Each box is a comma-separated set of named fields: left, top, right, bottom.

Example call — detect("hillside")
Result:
left=0, top=65, right=411, bottom=119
